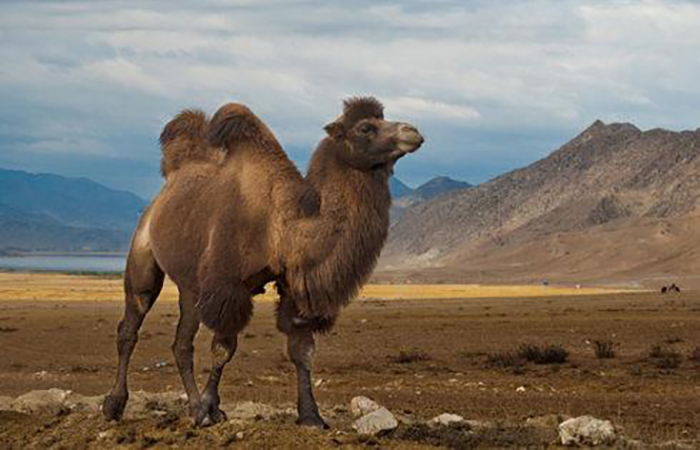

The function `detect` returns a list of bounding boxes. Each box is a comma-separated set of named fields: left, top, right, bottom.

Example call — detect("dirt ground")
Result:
left=0, top=273, right=699, bottom=448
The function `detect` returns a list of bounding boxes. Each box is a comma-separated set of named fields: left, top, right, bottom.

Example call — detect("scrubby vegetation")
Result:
left=647, top=345, right=683, bottom=370
left=592, top=340, right=616, bottom=359
left=516, top=344, right=569, bottom=364
left=390, top=350, right=431, bottom=364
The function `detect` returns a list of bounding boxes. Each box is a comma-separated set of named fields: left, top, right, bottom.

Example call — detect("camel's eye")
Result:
left=359, top=123, right=376, bottom=135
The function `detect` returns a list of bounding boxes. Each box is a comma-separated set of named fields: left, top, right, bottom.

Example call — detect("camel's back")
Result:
left=146, top=145, right=304, bottom=288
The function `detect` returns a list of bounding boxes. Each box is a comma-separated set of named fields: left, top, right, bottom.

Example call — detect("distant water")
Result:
left=0, top=255, right=126, bottom=272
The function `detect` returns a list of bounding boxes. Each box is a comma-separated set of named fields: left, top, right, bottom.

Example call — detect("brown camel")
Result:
left=102, top=97, right=424, bottom=428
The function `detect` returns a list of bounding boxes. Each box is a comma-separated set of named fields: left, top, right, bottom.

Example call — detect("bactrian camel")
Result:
left=102, top=97, right=424, bottom=428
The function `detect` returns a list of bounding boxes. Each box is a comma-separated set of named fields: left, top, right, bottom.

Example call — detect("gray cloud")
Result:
left=1, top=0, right=699, bottom=197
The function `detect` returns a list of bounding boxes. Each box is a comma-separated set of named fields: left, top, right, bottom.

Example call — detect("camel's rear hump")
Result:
left=159, top=109, right=211, bottom=177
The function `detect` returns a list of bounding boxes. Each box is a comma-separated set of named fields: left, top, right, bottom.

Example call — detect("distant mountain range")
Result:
left=390, top=176, right=472, bottom=223
left=0, top=168, right=147, bottom=252
left=0, top=168, right=468, bottom=253
left=381, top=121, right=700, bottom=286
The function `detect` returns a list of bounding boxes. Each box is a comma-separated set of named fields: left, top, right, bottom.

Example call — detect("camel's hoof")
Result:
left=194, top=404, right=227, bottom=427
left=102, top=394, right=127, bottom=422
left=296, top=413, right=329, bottom=430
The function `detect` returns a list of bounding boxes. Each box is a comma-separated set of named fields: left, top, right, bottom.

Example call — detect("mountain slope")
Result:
left=0, top=203, right=131, bottom=252
left=382, top=121, right=700, bottom=284
left=0, top=168, right=147, bottom=252
left=0, top=168, right=146, bottom=231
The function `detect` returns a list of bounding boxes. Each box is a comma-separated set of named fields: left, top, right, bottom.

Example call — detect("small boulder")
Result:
left=352, top=407, right=398, bottom=435
left=428, top=413, right=465, bottom=427
left=10, top=389, right=71, bottom=415
left=350, top=396, right=381, bottom=418
left=559, top=415, right=617, bottom=446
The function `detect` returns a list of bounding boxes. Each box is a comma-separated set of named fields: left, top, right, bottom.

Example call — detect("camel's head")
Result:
left=324, top=97, right=424, bottom=171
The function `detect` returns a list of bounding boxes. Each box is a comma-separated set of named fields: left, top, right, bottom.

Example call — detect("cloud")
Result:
left=384, top=97, right=480, bottom=122
left=1, top=0, right=700, bottom=196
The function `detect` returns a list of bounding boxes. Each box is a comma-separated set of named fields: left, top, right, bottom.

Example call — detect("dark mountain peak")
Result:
left=389, top=177, right=413, bottom=198
left=415, top=177, right=471, bottom=201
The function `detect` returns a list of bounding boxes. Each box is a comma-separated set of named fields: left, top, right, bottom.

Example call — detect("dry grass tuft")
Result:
left=516, top=343, right=569, bottom=364
left=390, top=350, right=431, bottom=364
left=593, top=340, right=616, bottom=359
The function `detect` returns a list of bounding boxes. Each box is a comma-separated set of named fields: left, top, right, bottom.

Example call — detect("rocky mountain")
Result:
left=394, top=176, right=472, bottom=207
left=381, top=121, right=700, bottom=285
left=0, top=168, right=146, bottom=252
left=390, top=176, right=471, bottom=223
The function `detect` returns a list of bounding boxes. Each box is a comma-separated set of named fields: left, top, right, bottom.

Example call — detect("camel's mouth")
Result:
left=395, top=124, right=424, bottom=155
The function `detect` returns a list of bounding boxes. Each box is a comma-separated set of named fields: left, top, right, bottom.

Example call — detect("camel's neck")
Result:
left=285, top=140, right=392, bottom=318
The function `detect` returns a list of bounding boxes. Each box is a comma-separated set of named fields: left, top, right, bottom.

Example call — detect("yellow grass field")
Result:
left=0, top=272, right=638, bottom=302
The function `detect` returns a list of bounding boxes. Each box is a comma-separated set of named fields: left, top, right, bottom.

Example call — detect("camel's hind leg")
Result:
left=194, top=282, right=253, bottom=427
left=103, top=247, right=164, bottom=421
left=172, top=290, right=201, bottom=416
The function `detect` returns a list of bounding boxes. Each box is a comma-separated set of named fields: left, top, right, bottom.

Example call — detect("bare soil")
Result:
left=1, top=282, right=699, bottom=448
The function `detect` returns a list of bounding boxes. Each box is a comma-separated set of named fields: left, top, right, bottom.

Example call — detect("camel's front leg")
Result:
left=277, top=297, right=330, bottom=429
left=287, top=327, right=328, bottom=428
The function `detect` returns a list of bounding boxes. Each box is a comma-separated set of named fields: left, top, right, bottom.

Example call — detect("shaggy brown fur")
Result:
left=104, top=97, right=423, bottom=428
left=159, top=109, right=212, bottom=176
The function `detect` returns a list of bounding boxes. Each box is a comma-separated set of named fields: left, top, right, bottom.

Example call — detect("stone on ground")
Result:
left=428, top=413, right=465, bottom=427
left=350, top=396, right=381, bottom=418
left=352, top=407, right=398, bottom=435
left=558, top=415, right=617, bottom=446
left=10, top=388, right=71, bottom=415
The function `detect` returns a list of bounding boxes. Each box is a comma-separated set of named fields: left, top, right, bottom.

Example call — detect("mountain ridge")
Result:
left=381, top=120, right=700, bottom=284
left=0, top=168, right=146, bottom=252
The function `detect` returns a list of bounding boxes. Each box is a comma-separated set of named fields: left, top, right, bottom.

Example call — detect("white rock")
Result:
left=428, top=413, right=465, bottom=427
left=559, top=415, right=617, bottom=446
left=10, top=389, right=71, bottom=415
left=350, top=396, right=381, bottom=418
left=352, top=407, right=398, bottom=435
left=516, top=386, right=526, bottom=393
left=97, top=430, right=114, bottom=440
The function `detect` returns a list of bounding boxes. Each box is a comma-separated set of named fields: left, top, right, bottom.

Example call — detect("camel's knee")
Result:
left=286, top=331, right=315, bottom=369
left=211, top=334, right=238, bottom=367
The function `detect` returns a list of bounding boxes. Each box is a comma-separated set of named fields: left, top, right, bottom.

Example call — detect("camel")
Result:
left=102, top=97, right=424, bottom=428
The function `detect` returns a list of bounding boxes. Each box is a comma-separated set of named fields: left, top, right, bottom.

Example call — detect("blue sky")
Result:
left=1, top=0, right=700, bottom=198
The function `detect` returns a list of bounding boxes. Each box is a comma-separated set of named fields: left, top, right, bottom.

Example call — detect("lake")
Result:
left=0, top=255, right=126, bottom=272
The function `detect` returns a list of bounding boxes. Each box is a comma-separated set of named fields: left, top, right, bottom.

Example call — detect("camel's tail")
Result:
left=159, top=109, right=210, bottom=177
left=207, top=103, right=281, bottom=152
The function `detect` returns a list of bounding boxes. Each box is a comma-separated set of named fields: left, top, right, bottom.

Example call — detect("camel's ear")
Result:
left=324, top=121, right=345, bottom=140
